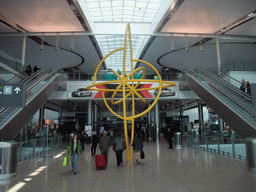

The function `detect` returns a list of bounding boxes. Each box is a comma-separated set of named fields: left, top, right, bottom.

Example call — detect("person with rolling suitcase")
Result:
left=98, top=130, right=111, bottom=168
left=95, top=152, right=106, bottom=170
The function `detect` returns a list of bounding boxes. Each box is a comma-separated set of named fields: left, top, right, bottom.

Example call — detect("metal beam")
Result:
left=1, top=31, right=256, bottom=41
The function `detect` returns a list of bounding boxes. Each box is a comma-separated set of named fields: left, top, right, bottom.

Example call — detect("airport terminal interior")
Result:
left=1, top=0, right=256, bottom=191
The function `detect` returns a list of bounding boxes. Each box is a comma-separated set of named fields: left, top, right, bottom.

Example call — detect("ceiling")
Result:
left=1, top=0, right=256, bottom=113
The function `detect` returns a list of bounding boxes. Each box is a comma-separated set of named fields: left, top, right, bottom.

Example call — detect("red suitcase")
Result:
left=95, top=154, right=106, bottom=170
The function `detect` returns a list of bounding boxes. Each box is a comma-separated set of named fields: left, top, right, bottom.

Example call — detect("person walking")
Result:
left=67, top=133, right=82, bottom=174
left=240, top=79, right=246, bottom=92
left=25, top=65, right=32, bottom=76
left=33, top=65, right=39, bottom=73
left=80, top=131, right=86, bottom=151
left=132, top=132, right=143, bottom=164
left=167, top=128, right=174, bottom=149
left=113, top=133, right=125, bottom=166
left=91, top=132, right=99, bottom=156
left=109, top=128, right=114, bottom=145
left=98, top=130, right=111, bottom=167
left=246, top=81, right=251, bottom=95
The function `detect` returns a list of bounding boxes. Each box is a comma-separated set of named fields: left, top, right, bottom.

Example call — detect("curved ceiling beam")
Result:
left=0, top=14, right=85, bottom=71
left=157, top=41, right=256, bottom=70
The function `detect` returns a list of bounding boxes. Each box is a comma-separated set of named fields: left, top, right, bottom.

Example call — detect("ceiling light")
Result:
left=71, top=34, right=74, bottom=50
left=55, top=35, right=59, bottom=50
left=248, top=13, right=255, bottom=17
left=199, top=40, right=203, bottom=52
left=171, top=37, right=174, bottom=51
left=40, top=36, right=44, bottom=50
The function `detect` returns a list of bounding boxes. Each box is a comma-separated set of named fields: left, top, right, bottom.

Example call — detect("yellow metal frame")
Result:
left=86, top=23, right=176, bottom=161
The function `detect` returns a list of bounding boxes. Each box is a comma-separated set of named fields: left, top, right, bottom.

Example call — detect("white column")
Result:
left=21, top=36, right=26, bottom=66
left=87, top=100, right=92, bottom=126
left=216, top=38, right=222, bottom=73
left=154, top=101, right=160, bottom=143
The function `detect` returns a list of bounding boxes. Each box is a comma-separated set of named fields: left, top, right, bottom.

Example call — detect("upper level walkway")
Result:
left=1, top=140, right=256, bottom=192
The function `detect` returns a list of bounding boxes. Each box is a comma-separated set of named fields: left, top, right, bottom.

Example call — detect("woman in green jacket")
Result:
left=67, top=133, right=82, bottom=174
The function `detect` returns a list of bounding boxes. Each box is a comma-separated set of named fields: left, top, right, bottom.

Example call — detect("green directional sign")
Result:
left=0, top=82, right=26, bottom=107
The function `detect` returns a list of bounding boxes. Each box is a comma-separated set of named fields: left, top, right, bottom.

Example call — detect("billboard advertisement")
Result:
left=67, top=82, right=179, bottom=99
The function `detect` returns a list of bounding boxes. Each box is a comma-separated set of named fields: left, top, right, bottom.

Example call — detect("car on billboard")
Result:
left=71, top=88, right=92, bottom=97
left=154, top=88, right=175, bottom=97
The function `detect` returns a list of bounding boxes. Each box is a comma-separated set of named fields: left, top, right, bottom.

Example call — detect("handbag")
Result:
left=63, top=156, right=70, bottom=166
left=140, top=149, right=145, bottom=159
left=123, top=141, right=127, bottom=150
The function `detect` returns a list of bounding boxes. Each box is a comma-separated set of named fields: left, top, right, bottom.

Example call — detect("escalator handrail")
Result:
left=0, top=68, right=57, bottom=116
left=187, top=68, right=256, bottom=118
left=4, top=71, right=26, bottom=83
left=206, top=67, right=242, bottom=85
left=199, top=68, right=252, bottom=101
left=21, top=68, right=49, bottom=83
left=205, top=67, right=251, bottom=100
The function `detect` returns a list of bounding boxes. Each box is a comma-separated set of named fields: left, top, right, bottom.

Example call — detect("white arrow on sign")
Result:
left=14, top=87, right=21, bottom=94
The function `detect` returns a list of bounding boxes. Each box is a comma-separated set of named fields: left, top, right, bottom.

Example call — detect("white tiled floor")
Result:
left=1, top=140, right=256, bottom=192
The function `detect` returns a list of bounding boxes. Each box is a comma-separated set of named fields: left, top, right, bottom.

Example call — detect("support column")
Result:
left=180, top=106, right=184, bottom=116
left=21, top=36, right=26, bottom=67
left=87, top=100, right=92, bottom=126
left=39, top=106, right=45, bottom=131
left=198, top=100, right=204, bottom=132
left=218, top=116, right=224, bottom=135
left=154, top=101, right=160, bottom=143
left=216, top=38, right=222, bottom=73
left=147, top=105, right=151, bottom=141
left=94, top=104, right=98, bottom=132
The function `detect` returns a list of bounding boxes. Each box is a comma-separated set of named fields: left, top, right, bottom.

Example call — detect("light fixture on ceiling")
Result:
left=185, top=36, right=189, bottom=51
left=55, top=35, right=59, bottom=50
left=71, top=34, right=74, bottom=50
left=40, top=35, right=44, bottom=51
left=171, top=35, right=174, bottom=51
left=248, top=12, right=255, bottom=17
left=199, top=39, right=203, bottom=52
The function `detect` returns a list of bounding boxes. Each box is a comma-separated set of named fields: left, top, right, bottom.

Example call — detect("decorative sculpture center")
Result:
left=86, top=23, right=176, bottom=161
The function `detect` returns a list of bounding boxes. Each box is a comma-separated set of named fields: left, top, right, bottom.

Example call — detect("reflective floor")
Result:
left=1, top=141, right=256, bottom=192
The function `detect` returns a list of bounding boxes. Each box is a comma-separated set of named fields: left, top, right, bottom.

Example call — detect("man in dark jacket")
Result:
left=99, top=130, right=111, bottom=166
left=167, top=128, right=174, bottom=149
left=113, top=132, right=125, bottom=166
left=91, top=132, right=99, bottom=156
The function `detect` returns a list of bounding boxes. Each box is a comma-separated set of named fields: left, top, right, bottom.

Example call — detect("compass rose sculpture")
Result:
left=86, top=23, right=176, bottom=161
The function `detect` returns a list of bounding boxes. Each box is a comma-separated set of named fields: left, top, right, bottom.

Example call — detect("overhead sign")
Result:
left=45, top=119, right=52, bottom=125
left=0, top=82, right=26, bottom=107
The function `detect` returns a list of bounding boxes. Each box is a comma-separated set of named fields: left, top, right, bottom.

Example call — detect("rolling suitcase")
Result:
left=95, top=154, right=106, bottom=170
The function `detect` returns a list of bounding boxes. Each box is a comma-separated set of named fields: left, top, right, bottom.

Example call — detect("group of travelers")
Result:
left=66, top=129, right=144, bottom=174
left=240, top=79, right=251, bottom=95
left=25, top=65, right=40, bottom=76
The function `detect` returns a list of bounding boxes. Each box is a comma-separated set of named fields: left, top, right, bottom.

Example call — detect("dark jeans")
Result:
left=101, top=149, right=109, bottom=166
left=81, top=142, right=85, bottom=151
left=168, top=139, right=173, bottom=148
left=115, top=150, right=124, bottom=165
left=91, top=145, right=97, bottom=156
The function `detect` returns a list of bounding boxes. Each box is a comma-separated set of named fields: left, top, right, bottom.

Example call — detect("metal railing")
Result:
left=185, top=134, right=246, bottom=160
left=17, top=136, right=63, bottom=162
left=221, top=59, right=256, bottom=74
left=62, top=71, right=181, bottom=81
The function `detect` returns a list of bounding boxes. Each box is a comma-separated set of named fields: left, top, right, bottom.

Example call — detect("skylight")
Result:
left=77, top=0, right=168, bottom=72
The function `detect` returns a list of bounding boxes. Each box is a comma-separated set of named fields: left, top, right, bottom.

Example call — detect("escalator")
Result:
left=0, top=68, right=67, bottom=141
left=185, top=68, right=256, bottom=139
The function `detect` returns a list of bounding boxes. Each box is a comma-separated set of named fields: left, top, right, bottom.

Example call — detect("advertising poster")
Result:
left=67, top=82, right=179, bottom=99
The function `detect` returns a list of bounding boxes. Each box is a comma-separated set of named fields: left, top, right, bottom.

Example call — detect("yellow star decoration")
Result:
left=86, top=23, right=176, bottom=162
